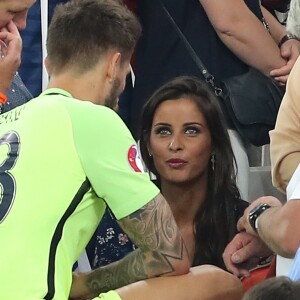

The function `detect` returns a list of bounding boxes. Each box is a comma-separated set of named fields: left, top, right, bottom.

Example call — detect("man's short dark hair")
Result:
left=243, top=277, right=300, bottom=300
left=47, top=0, right=141, bottom=73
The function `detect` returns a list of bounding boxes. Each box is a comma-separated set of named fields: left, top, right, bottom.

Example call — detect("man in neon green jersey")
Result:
left=0, top=1, right=243, bottom=300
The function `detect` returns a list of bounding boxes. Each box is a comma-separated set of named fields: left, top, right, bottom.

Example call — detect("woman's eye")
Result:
left=155, top=127, right=171, bottom=136
left=185, top=127, right=200, bottom=135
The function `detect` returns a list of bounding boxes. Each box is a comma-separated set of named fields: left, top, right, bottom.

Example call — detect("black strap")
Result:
left=160, top=1, right=222, bottom=95
left=160, top=1, right=269, bottom=95
left=160, top=2, right=210, bottom=80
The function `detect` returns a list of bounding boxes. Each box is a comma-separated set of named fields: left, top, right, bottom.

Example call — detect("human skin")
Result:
left=148, top=97, right=212, bottom=258
left=0, top=0, right=36, bottom=93
left=116, top=265, right=244, bottom=300
left=223, top=196, right=300, bottom=276
left=200, top=0, right=300, bottom=84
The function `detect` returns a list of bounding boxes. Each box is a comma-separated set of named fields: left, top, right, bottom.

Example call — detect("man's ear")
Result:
left=107, top=52, right=121, bottom=82
left=44, top=56, right=51, bottom=75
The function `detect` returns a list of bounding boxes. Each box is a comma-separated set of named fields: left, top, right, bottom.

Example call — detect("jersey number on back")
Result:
left=0, top=131, right=20, bottom=223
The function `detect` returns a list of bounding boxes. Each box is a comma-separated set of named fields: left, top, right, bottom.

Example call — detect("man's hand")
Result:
left=237, top=196, right=282, bottom=234
left=270, top=39, right=300, bottom=84
left=0, top=21, right=22, bottom=93
left=223, top=232, right=273, bottom=277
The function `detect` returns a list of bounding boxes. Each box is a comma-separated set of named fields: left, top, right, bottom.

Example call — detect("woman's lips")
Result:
left=166, top=159, right=187, bottom=169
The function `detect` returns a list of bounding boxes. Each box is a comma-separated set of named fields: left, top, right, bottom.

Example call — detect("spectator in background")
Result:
left=242, top=276, right=300, bottom=300
left=286, top=0, right=300, bottom=38
left=0, top=0, right=35, bottom=113
left=262, top=0, right=290, bottom=12
left=119, top=0, right=300, bottom=200
left=270, top=57, right=300, bottom=193
left=19, top=0, right=68, bottom=97
left=222, top=57, right=300, bottom=277
left=89, top=76, right=248, bottom=271
left=261, top=0, right=290, bottom=20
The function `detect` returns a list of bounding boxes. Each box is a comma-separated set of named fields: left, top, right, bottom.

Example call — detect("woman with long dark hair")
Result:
left=139, top=76, right=247, bottom=268
left=90, top=76, right=248, bottom=270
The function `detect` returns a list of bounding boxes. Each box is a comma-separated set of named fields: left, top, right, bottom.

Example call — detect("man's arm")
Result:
left=70, top=193, right=190, bottom=299
left=238, top=197, right=300, bottom=258
left=117, top=193, right=190, bottom=276
left=223, top=196, right=282, bottom=276
left=270, top=57, right=300, bottom=193
left=223, top=231, right=273, bottom=277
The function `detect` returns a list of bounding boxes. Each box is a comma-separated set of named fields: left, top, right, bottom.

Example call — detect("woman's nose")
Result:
left=168, top=136, right=183, bottom=151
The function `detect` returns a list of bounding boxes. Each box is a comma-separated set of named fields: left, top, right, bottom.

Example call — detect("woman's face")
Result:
left=149, top=97, right=212, bottom=185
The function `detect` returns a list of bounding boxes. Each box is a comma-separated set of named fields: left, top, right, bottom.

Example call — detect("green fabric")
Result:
left=97, top=290, right=122, bottom=300
left=0, top=88, right=159, bottom=299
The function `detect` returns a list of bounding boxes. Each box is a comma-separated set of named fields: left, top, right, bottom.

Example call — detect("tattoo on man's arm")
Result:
left=85, top=194, right=186, bottom=295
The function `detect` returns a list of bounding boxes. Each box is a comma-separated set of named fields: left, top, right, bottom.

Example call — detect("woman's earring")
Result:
left=148, top=150, right=152, bottom=157
left=210, top=152, right=215, bottom=171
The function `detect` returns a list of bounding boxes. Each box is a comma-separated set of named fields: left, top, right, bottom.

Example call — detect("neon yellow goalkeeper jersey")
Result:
left=0, top=88, right=159, bottom=300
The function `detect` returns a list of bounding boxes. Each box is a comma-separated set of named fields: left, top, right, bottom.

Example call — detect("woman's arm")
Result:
left=199, top=0, right=286, bottom=76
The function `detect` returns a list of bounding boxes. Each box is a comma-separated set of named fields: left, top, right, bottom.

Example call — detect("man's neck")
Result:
left=47, top=71, right=106, bottom=105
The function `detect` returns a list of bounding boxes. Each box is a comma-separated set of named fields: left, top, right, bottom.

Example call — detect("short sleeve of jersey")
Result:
left=64, top=100, right=159, bottom=219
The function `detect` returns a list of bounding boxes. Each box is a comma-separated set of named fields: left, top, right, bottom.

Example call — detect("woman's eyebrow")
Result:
left=153, top=122, right=171, bottom=127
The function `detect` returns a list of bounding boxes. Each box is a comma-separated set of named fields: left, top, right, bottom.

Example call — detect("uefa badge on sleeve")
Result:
left=127, top=145, right=145, bottom=172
